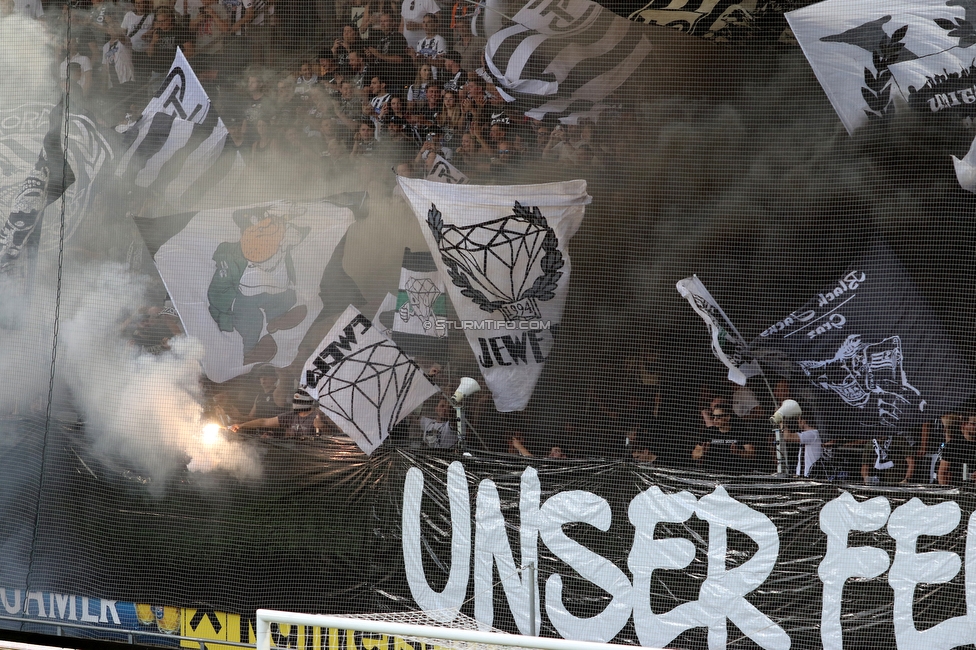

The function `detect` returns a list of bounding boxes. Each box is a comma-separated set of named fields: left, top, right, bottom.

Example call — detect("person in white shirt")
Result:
left=783, top=414, right=822, bottom=478
left=410, top=12, right=446, bottom=77
left=399, top=0, right=437, bottom=49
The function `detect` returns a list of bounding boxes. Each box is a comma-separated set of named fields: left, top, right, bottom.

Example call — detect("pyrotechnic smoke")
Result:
left=0, top=13, right=262, bottom=484
left=54, top=264, right=261, bottom=483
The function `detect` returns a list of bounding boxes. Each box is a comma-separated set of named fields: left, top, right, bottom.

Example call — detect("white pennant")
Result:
left=398, top=177, right=589, bottom=411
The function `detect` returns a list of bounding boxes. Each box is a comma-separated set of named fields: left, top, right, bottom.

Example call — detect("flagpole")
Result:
left=692, top=276, right=786, bottom=475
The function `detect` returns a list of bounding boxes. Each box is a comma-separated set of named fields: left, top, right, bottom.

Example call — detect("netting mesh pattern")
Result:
left=5, top=0, right=976, bottom=647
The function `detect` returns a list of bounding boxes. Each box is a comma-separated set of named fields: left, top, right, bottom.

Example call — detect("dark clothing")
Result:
left=251, top=391, right=280, bottom=419
left=364, top=29, right=411, bottom=86
left=697, top=419, right=759, bottom=475
left=941, top=437, right=976, bottom=466
left=940, top=437, right=976, bottom=482
left=276, top=411, right=320, bottom=437
left=149, top=25, right=192, bottom=74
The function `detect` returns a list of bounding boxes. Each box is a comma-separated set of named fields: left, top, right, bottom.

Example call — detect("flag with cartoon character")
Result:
left=398, top=178, right=589, bottom=412
left=135, top=196, right=365, bottom=382
left=753, top=241, right=975, bottom=438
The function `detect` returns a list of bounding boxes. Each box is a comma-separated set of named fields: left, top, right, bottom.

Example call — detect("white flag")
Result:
left=425, top=155, right=469, bottom=184
left=140, top=48, right=211, bottom=123
left=138, top=198, right=357, bottom=382
left=676, top=275, right=758, bottom=386
left=786, top=0, right=962, bottom=134
left=398, top=177, right=589, bottom=411
left=301, top=305, right=440, bottom=454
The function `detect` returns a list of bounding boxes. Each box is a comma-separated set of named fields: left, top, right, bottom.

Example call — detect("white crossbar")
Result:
left=255, top=611, right=663, bottom=650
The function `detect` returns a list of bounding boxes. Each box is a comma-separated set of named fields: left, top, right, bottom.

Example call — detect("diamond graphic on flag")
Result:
left=400, top=277, right=442, bottom=323
left=427, top=202, right=563, bottom=321
left=317, top=338, right=428, bottom=439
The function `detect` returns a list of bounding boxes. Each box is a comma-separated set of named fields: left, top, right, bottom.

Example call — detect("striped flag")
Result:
left=677, top=275, right=760, bottom=386
left=115, top=49, right=241, bottom=211
left=483, top=0, right=716, bottom=122
left=0, top=100, right=72, bottom=276
left=485, top=0, right=652, bottom=121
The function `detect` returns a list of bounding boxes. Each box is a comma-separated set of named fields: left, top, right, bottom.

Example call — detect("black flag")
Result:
left=754, top=241, right=974, bottom=438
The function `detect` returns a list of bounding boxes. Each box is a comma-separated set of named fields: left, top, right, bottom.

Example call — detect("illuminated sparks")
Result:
left=202, top=423, right=222, bottom=446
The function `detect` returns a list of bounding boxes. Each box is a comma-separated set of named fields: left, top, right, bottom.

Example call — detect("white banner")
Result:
left=147, top=199, right=356, bottom=382
left=301, top=305, right=439, bottom=454
left=398, top=178, right=589, bottom=411
left=787, top=0, right=961, bottom=134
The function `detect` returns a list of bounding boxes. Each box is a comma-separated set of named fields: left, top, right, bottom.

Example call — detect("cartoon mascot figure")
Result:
left=208, top=202, right=310, bottom=365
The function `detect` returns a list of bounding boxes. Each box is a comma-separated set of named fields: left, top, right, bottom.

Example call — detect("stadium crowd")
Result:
left=4, top=0, right=627, bottom=192
left=6, top=0, right=972, bottom=486
left=108, top=295, right=972, bottom=488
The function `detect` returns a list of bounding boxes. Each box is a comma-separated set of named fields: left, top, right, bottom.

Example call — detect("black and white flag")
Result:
left=0, top=101, right=114, bottom=325
left=376, top=248, right=450, bottom=362
left=399, top=178, right=589, bottom=412
left=484, top=0, right=653, bottom=121
left=0, top=101, right=72, bottom=278
left=425, top=154, right=469, bottom=184
left=301, top=305, right=440, bottom=455
left=116, top=49, right=241, bottom=210
left=135, top=197, right=363, bottom=382
left=884, top=45, right=976, bottom=192
left=677, top=275, right=759, bottom=386
left=786, top=0, right=963, bottom=134
left=754, top=241, right=974, bottom=438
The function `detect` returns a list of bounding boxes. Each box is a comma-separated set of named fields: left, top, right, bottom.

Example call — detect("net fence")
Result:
left=1, top=0, right=976, bottom=647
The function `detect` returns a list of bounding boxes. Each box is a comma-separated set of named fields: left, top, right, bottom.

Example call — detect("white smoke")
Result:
left=0, top=13, right=55, bottom=111
left=0, top=12, right=266, bottom=485
left=55, top=263, right=261, bottom=483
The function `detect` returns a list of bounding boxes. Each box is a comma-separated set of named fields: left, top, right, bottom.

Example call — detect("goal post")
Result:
left=254, top=611, right=665, bottom=650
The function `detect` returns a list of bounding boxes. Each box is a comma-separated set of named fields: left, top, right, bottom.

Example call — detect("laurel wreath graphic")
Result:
left=936, top=13, right=976, bottom=48
left=427, top=202, right=564, bottom=314
left=862, top=25, right=907, bottom=121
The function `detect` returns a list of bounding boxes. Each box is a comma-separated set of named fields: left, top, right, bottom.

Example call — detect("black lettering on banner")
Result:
left=526, top=329, right=546, bottom=363
left=305, top=314, right=373, bottom=386
left=500, top=334, right=527, bottom=364
left=477, top=338, right=493, bottom=368
left=489, top=338, right=511, bottom=366
left=477, top=329, right=553, bottom=368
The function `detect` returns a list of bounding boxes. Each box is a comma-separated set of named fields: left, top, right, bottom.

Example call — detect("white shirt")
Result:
left=415, top=34, right=446, bottom=76
left=59, top=55, right=92, bottom=92
left=121, top=10, right=155, bottom=51
left=400, top=0, right=438, bottom=48
left=795, top=429, right=823, bottom=477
